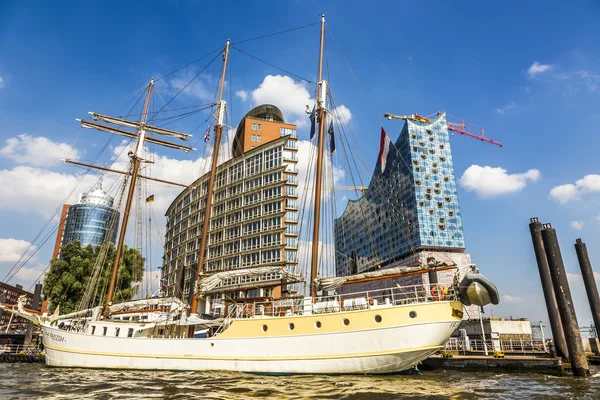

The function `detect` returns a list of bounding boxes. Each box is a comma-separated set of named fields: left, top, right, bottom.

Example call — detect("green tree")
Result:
left=43, top=241, right=144, bottom=314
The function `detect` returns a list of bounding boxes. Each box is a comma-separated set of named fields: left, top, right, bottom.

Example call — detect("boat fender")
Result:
left=458, top=273, right=500, bottom=307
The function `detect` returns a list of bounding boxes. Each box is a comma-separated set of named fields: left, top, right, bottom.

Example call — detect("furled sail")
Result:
left=314, top=264, right=456, bottom=291
left=198, top=266, right=304, bottom=295
left=108, top=297, right=186, bottom=314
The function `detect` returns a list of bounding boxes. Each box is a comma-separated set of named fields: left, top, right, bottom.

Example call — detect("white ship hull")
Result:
left=42, top=301, right=462, bottom=374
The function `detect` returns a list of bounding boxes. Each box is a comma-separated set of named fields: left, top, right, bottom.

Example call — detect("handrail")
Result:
left=224, top=283, right=458, bottom=319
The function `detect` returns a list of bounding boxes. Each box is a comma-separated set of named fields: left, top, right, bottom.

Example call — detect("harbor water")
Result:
left=0, top=364, right=599, bottom=399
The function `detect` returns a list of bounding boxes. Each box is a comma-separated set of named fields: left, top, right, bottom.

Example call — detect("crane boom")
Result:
left=384, top=112, right=503, bottom=148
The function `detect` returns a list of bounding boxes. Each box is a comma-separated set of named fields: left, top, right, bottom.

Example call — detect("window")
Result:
left=115, top=327, right=120, bottom=337
left=128, top=328, right=134, bottom=337
left=91, top=326, right=96, bottom=335
left=103, top=327, right=107, bottom=336
left=252, top=123, right=257, bottom=130
left=252, top=134, right=256, bottom=142
left=257, top=135, right=261, bottom=142
left=257, top=124, right=262, bottom=131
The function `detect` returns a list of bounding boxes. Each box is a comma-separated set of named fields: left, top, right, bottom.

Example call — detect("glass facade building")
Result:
left=62, top=184, right=119, bottom=249
left=334, top=112, right=465, bottom=276
left=161, top=105, right=299, bottom=304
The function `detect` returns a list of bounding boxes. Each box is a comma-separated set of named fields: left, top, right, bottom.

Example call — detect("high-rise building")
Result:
left=161, top=104, right=299, bottom=305
left=334, top=112, right=470, bottom=278
left=59, top=182, right=120, bottom=251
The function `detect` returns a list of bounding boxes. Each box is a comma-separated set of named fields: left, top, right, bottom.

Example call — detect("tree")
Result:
left=43, top=241, right=144, bottom=314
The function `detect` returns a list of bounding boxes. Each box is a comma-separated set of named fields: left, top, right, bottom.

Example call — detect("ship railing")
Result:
left=228, top=283, right=458, bottom=319
left=445, top=337, right=549, bottom=354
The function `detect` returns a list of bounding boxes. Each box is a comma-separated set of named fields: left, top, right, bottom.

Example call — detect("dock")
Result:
left=421, top=354, right=565, bottom=376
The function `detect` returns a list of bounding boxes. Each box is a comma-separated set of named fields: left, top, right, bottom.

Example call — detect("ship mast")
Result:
left=190, top=40, right=230, bottom=315
left=74, top=78, right=193, bottom=316
left=104, top=80, right=154, bottom=313
left=310, top=14, right=327, bottom=298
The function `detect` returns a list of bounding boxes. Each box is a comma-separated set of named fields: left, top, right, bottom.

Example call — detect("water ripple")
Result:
left=0, top=364, right=598, bottom=399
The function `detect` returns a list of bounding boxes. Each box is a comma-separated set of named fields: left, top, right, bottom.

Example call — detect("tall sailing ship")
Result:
left=1, top=16, right=499, bottom=374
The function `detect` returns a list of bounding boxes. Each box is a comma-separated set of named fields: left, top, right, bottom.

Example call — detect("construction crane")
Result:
left=307, top=186, right=368, bottom=195
left=383, top=112, right=503, bottom=147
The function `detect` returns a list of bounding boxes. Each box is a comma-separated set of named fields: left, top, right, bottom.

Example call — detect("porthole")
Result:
left=262, top=324, right=268, bottom=332
left=315, top=321, right=322, bottom=328
left=409, top=311, right=417, bottom=319
left=288, top=323, right=295, bottom=331
left=210, top=342, right=214, bottom=347
left=343, top=318, right=350, bottom=326
left=375, top=315, right=382, bottom=323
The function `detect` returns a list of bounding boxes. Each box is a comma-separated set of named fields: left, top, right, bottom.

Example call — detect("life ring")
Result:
left=244, top=304, right=253, bottom=317
left=431, top=286, right=443, bottom=301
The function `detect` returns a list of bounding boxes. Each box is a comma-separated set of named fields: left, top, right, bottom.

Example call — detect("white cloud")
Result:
left=550, top=174, right=600, bottom=204
left=248, top=75, right=313, bottom=127
left=235, top=90, right=248, bottom=101
left=0, top=134, right=80, bottom=166
left=0, top=76, right=4, bottom=88
left=459, top=165, right=540, bottom=198
left=164, top=70, right=216, bottom=102
left=0, top=238, right=36, bottom=263
left=0, top=166, right=92, bottom=217
left=243, top=75, right=353, bottom=132
left=332, top=105, right=352, bottom=123
left=501, top=295, right=523, bottom=304
left=528, top=61, right=552, bottom=77
left=495, top=102, right=516, bottom=115
left=296, top=139, right=345, bottom=202
left=570, top=220, right=584, bottom=230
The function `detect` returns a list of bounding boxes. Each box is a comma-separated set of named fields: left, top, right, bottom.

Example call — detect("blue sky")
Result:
left=1, top=1, right=600, bottom=332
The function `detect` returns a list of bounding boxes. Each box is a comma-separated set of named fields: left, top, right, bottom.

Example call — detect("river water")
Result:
left=0, top=364, right=599, bottom=399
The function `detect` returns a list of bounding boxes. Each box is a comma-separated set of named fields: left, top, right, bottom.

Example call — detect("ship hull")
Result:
left=42, top=301, right=462, bottom=374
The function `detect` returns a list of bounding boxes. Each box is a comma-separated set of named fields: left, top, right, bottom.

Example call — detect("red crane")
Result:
left=383, top=111, right=503, bottom=148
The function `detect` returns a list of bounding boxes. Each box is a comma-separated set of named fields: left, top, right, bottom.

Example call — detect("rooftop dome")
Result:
left=243, top=104, right=285, bottom=122
left=79, top=180, right=115, bottom=207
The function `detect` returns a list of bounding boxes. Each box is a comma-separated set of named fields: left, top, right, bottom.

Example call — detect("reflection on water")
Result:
left=0, top=364, right=598, bottom=399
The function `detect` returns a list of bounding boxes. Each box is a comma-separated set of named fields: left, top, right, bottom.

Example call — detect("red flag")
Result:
left=378, top=127, right=391, bottom=173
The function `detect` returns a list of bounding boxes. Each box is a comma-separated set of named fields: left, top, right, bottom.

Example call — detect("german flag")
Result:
left=146, top=194, right=155, bottom=203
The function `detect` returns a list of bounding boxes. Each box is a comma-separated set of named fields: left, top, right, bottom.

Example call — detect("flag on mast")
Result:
left=204, top=128, right=210, bottom=142
left=378, top=127, right=391, bottom=173
left=146, top=194, right=155, bottom=203
left=309, top=105, right=316, bottom=139
left=328, top=122, right=336, bottom=154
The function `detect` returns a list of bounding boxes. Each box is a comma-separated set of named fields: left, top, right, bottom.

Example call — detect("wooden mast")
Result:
left=190, top=40, right=230, bottom=314
left=104, top=79, right=154, bottom=315
left=310, top=15, right=327, bottom=298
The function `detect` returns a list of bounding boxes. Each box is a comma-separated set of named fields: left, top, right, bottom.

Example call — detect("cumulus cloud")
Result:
left=459, top=165, right=540, bottom=198
left=528, top=61, right=552, bottom=77
left=501, top=295, right=523, bottom=304
left=550, top=174, right=600, bottom=204
left=0, top=134, right=80, bottom=166
left=241, top=75, right=353, bottom=131
left=0, top=76, right=4, bottom=88
left=235, top=90, right=248, bottom=101
left=0, top=238, right=36, bottom=263
left=332, top=105, right=352, bottom=123
left=570, top=220, right=584, bottom=230
left=246, top=75, right=313, bottom=127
